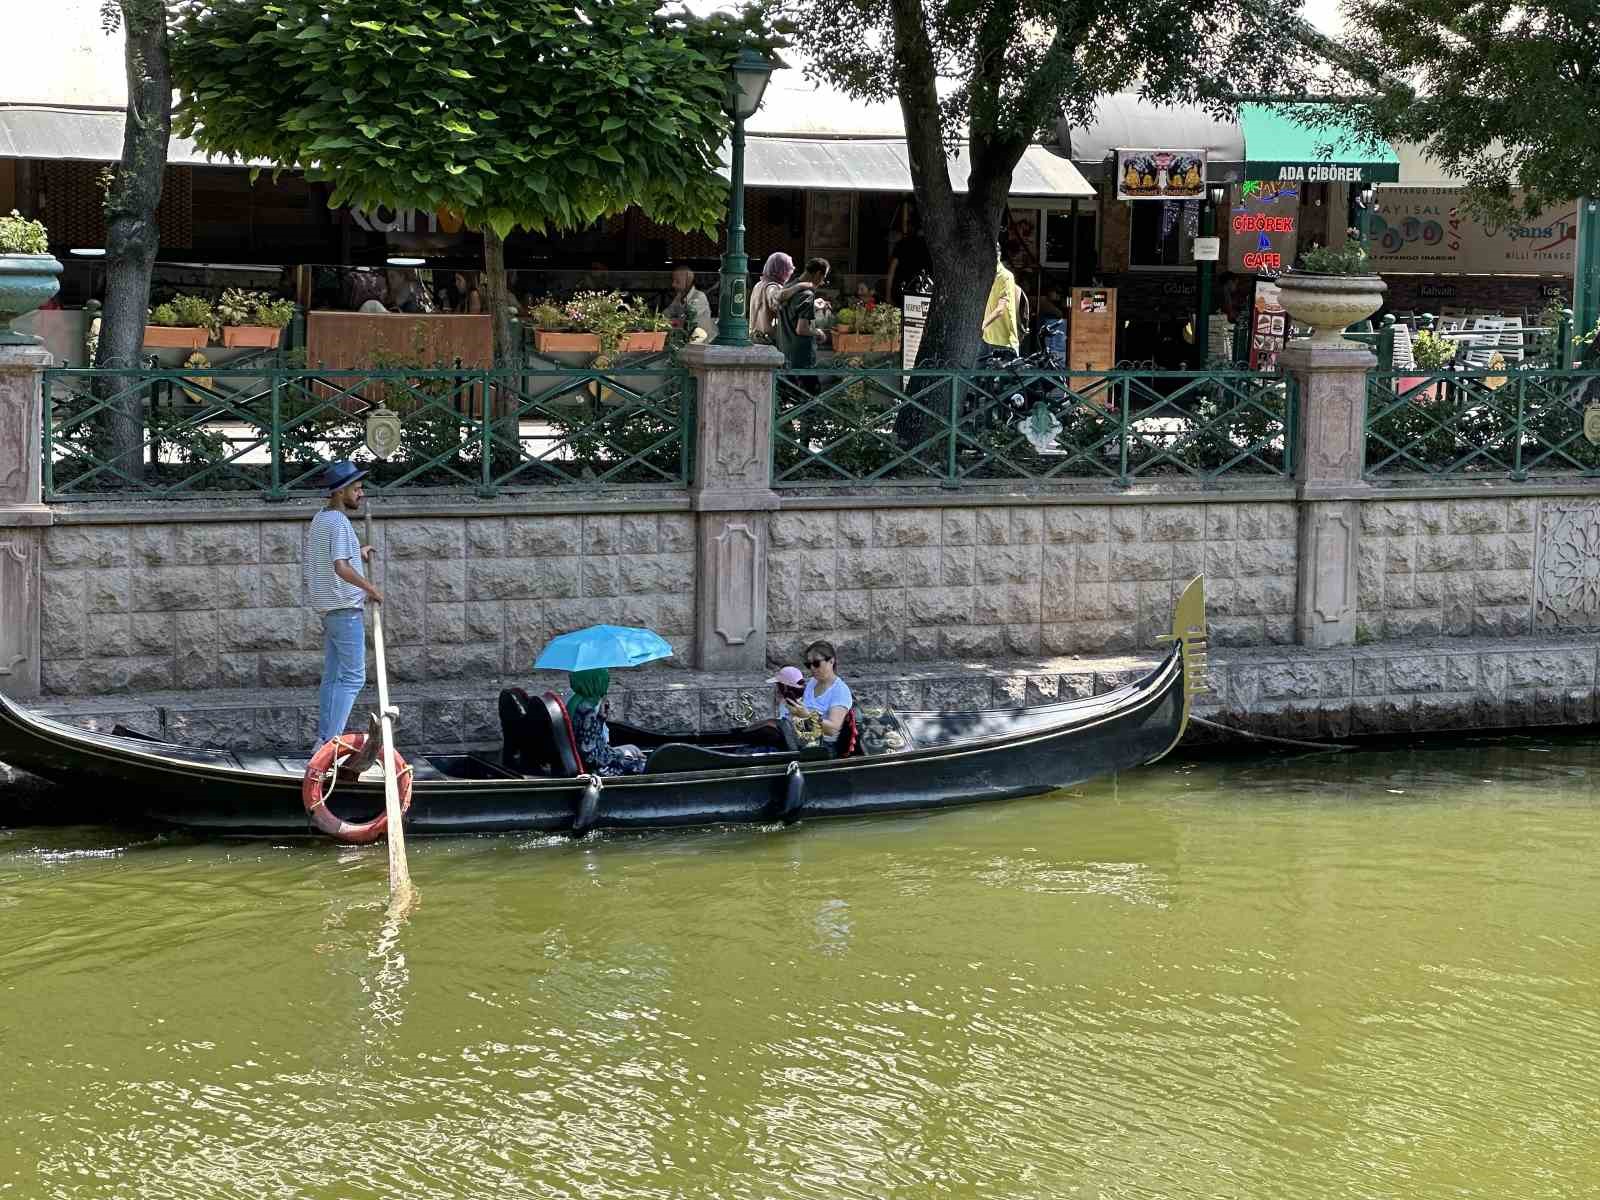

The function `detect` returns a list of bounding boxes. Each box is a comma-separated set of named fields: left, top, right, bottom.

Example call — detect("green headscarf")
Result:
left=568, top=668, right=611, bottom=707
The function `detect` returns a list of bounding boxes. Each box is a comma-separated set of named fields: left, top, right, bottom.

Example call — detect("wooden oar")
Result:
left=366, top=509, right=414, bottom=907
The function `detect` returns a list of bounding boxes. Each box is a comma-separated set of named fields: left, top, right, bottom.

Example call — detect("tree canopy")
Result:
left=784, top=0, right=1320, bottom=365
left=170, top=0, right=785, bottom=238
left=1335, top=0, right=1600, bottom=216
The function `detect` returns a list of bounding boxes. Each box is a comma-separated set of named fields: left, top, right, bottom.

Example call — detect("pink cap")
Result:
left=765, top=665, right=804, bottom=686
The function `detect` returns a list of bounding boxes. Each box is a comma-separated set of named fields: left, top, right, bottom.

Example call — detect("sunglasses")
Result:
left=806, top=658, right=830, bottom=668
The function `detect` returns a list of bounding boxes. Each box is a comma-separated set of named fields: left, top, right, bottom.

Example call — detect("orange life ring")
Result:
left=301, top=732, right=413, bottom=844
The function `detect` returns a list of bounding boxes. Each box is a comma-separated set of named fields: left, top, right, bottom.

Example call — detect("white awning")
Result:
left=732, top=136, right=1094, bottom=200
left=0, top=104, right=268, bottom=168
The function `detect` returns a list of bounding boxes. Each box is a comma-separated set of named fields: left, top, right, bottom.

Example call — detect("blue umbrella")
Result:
left=534, top=624, right=675, bottom=672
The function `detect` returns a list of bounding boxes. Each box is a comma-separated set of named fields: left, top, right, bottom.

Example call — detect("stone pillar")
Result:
left=1284, top=341, right=1373, bottom=649
left=681, top=342, right=784, bottom=672
left=0, top=344, right=52, bottom=696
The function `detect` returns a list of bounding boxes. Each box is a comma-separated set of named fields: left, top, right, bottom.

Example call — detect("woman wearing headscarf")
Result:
left=749, top=251, right=794, bottom=344
left=567, top=669, right=647, bottom=776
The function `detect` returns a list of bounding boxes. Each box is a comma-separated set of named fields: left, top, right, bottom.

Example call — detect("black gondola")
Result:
left=0, top=579, right=1208, bottom=838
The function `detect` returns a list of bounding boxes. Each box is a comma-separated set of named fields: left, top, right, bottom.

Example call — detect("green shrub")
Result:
left=1296, top=242, right=1372, bottom=275
left=148, top=303, right=179, bottom=327
left=0, top=210, right=49, bottom=256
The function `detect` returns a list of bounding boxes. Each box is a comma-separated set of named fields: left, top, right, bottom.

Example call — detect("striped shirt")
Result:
left=303, top=508, right=366, bottom=614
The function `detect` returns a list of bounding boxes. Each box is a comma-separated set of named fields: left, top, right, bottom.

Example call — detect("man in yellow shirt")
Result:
left=982, top=242, right=1025, bottom=356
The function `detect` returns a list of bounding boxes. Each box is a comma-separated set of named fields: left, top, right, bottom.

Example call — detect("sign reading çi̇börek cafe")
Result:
left=1226, top=182, right=1300, bottom=275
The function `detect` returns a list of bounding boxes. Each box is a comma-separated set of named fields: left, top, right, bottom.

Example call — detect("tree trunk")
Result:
left=482, top=226, right=513, bottom=365
left=96, top=0, right=171, bottom=483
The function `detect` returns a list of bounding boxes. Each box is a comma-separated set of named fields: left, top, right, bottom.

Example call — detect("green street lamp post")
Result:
left=1195, top=184, right=1224, bottom=366
left=714, top=48, right=776, bottom=347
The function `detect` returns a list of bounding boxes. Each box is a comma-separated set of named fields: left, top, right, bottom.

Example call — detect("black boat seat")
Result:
left=498, top=687, right=584, bottom=777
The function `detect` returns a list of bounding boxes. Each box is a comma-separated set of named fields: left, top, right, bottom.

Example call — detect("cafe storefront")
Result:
left=1060, top=98, right=1401, bottom=365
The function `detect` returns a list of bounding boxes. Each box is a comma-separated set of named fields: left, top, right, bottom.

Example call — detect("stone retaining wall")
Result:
left=766, top=500, right=1299, bottom=663
left=40, top=511, right=697, bottom=694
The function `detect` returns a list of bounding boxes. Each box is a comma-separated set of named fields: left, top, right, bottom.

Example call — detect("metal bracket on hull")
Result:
left=780, top=760, right=804, bottom=823
left=572, top=774, right=603, bottom=836
left=1151, top=575, right=1208, bottom=763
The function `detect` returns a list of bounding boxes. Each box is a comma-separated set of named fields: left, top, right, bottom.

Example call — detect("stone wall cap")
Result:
left=1279, top=342, right=1377, bottom=369
left=692, top=488, right=781, bottom=512
left=0, top=504, right=52, bottom=527
left=680, top=342, right=785, bottom=368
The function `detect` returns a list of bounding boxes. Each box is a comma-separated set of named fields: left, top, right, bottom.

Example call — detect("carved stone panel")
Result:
left=1535, top=501, right=1600, bottom=631
left=712, top=520, right=759, bottom=646
left=711, top=386, right=762, bottom=485
left=695, top=512, right=768, bottom=671
left=0, top=530, right=41, bottom=693
left=0, top=357, right=47, bottom=507
left=1296, top=501, right=1358, bottom=647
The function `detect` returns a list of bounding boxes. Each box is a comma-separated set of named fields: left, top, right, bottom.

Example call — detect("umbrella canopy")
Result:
left=534, top=625, right=674, bottom=672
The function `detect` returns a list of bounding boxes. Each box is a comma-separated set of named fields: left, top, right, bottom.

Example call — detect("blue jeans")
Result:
left=316, top=608, right=367, bottom=746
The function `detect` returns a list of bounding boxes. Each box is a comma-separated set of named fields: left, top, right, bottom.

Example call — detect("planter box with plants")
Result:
left=144, top=294, right=217, bottom=349
left=217, top=288, right=294, bottom=348
left=831, top=303, right=902, bottom=353
left=1275, top=243, right=1386, bottom=346
left=526, top=291, right=672, bottom=360
left=0, top=209, right=62, bottom=345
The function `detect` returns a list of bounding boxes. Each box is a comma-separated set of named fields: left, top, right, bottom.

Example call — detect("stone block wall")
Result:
left=1357, top=496, right=1570, bottom=642
left=766, top=498, right=1298, bottom=664
left=39, top=511, right=696, bottom=695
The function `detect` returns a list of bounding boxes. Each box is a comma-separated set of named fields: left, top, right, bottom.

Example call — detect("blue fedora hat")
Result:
left=321, top=460, right=370, bottom=493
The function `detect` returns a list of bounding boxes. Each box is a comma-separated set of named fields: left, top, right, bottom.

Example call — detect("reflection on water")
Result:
left=2, top=735, right=1599, bottom=1198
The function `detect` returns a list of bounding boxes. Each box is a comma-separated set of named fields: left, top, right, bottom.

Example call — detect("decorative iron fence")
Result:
left=772, top=366, right=1297, bottom=487
left=42, top=366, right=694, bottom=500
left=1365, top=368, right=1600, bottom=480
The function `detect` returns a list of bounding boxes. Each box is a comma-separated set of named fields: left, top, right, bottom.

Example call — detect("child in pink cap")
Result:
left=766, top=665, right=805, bottom=719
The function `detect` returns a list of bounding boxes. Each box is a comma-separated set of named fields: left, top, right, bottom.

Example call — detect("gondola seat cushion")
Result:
left=497, top=687, right=584, bottom=777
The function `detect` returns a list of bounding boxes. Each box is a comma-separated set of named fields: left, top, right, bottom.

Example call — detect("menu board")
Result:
left=1248, top=280, right=1289, bottom=371
left=1068, top=287, right=1117, bottom=389
left=901, top=292, right=929, bottom=371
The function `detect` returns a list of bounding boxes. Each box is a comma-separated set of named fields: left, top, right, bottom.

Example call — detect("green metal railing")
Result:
left=1365, top=367, right=1600, bottom=480
left=773, top=366, right=1297, bottom=487
left=42, top=365, right=694, bottom=500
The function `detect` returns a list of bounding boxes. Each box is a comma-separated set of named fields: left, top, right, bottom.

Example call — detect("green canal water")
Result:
left=3, top=736, right=1598, bottom=1199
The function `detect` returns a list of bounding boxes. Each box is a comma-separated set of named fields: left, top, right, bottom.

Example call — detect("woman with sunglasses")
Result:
left=782, top=641, right=854, bottom=743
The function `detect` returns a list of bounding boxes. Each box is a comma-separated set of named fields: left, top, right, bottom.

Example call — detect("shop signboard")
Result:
left=1116, top=149, right=1207, bottom=201
left=901, top=292, right=930, bottom=372
left=1369, top=188, right=1577, bottom=275
left=1227, top=181, right=1300, bottom=276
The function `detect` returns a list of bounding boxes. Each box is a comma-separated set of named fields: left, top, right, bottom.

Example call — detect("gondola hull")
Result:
left=0, top=581, right=1208, bottom=838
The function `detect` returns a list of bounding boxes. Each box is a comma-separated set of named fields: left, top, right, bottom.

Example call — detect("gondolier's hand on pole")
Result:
left=365, top=508, right=411, bottom=911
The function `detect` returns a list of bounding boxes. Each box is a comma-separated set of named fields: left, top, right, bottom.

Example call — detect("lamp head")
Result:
left=728, top=47, right=775, bottom=120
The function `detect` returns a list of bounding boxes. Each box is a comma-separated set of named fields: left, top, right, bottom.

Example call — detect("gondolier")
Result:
left=304, top=461, right=384, bottom=748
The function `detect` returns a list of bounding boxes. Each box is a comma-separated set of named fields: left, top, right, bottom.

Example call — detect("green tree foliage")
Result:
left=786, top=0, right=1315, bottom=368
left=170, top=0, right=785, bottom=356
left=1336, top=0, right=1600, bottom=217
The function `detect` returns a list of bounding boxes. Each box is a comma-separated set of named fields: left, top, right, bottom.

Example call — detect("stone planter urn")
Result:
left=0, top=253, right=64, bottom=345
left=1275, top=271, right=1387, bottom=346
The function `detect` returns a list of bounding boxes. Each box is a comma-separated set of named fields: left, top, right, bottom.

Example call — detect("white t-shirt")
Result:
left=801, top=677, right=853, bottom=718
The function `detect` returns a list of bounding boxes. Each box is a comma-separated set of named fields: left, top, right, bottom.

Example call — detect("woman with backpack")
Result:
left=749, top=252, right=794, bottom=344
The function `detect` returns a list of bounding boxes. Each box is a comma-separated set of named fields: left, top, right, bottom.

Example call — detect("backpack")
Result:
left=750, top=280, right=779, bottom=338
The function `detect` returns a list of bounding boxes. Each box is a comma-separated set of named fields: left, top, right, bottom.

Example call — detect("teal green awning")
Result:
left=1239, top=104, right=1399, bottom=186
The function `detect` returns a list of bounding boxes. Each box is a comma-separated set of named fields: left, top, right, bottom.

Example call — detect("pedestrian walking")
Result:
left=304, top=461, right=383, bottom=749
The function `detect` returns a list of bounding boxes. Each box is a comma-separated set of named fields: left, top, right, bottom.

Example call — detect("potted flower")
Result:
left=0, top=209, right=62, bottom=345
left=832, top=303, right=902, bottom=353
left=144, top=294, right=215, bottom=349
left=1275, top=242, right=1387, bottom=346
left=217, top=288, right=294, bottom=348
left=529, top=291, right=669, bottom=356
